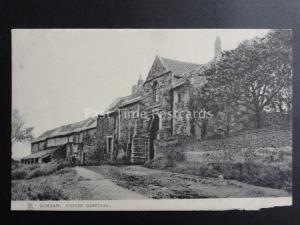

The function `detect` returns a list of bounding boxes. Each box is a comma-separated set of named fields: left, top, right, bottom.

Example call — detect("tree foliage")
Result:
left=191, top=30, right=292, bottom=137
left=12, top=109, right=34, bottom=145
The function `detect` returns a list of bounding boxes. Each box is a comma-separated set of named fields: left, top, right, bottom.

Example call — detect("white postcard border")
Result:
left=11, top=197, right=292, bottom=211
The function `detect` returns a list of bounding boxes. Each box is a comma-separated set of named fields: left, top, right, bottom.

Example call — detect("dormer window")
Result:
left=153, top=81, right=159, bottom=103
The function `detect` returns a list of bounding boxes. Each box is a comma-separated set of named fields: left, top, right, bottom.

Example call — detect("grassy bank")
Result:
left=145, top=128, right=292, bottom=193
left=12, top=168, right=73, bottom=200
left=87, top=165, right=289, bottom=199
left=12, top=160, right=70, bottom=180
left=11, top=161, right=91, bottom=200
left=146, top=160, right=291, bottom=192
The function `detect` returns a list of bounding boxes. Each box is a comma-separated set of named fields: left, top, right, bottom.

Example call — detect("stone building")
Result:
left=22, top=117, right=97, bottom=164
left=24, top=37, right=222, bottom=165
left=96, top=37, right=222, bottom=164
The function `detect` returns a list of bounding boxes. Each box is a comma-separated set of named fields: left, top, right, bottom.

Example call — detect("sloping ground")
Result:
left=156, top=126, right=292, bottom=192
left=85, top=165, right=289, bottom=199
left=12, top=168, right=87, bottom=200
left=74, top=167, right=146, bottom=200
left=12, top=166, right=147, bottom=200
left=12, top=165, right=290, bottom=200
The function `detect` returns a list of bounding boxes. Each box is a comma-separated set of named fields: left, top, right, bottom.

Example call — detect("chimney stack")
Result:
left=132, top=75, right=144, bottom=95
left=137, top=75, right=143, bottom=85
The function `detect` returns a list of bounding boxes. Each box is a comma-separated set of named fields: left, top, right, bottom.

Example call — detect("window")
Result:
left=178, top=93, right=182, bottom=103
left=177, top=92, right=185, bottom=103
left=153, top=81, right=159, bottom=103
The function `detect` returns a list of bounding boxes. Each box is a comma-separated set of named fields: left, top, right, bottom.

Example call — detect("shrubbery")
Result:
left=146, top=142, right=186, bottom=168
left=11, top=160, right=70, bottom=180
left=164, top=146, right=186, bottom=167
left=11, top=179, right=68, bottom=200
left=147, top=160, right=291, bottom=193
left=11, top=163, right=39, bottom=180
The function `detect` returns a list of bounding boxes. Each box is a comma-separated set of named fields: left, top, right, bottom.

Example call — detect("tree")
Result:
left=189, top=78, right=219, bottom=138
left=12, top=109, right=34, bottom=145
left=202, top=30, right=292, bottom=129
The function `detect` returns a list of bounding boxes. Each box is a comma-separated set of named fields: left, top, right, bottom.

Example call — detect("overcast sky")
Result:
left=12, top=29, right=269, bottom=159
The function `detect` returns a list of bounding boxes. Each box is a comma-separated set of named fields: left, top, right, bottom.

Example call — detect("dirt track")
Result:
left=74, top=167, right=146, bottom=200
left=78, top=165, right=290, bottom=199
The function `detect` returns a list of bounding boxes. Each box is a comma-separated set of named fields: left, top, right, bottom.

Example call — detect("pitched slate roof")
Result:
left=158, top=56, right=202, bottom=77
left=186, top=60, right=214, bottom=76
left=119, top=96, right=143, bottom=108
left=106, top=95, right=143, bottom=112
left=33, top=117, right=97, bottom=143
left=105, top=96, right=132, bottom=112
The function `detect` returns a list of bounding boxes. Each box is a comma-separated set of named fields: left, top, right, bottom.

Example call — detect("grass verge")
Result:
left=145, top=159, right=291, bottom=193
left=12, top=160, right=70, bottom=180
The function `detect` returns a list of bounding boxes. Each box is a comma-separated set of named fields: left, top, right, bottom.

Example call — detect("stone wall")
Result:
left=172, top=83, right=192, bottom=137
left=82, top=128, right=97, bottom=145
left=142, top=72, right=173, bottom=140
left=80, top=128, right=98, bottom=164
left=184, top=127, right=292, bottom=152
left=118, top=103, right=140, bottom=153
left=82, top=145, right=98, bottom=164
left=94, top=60, right=212, bottom=164
left=96, top=114, right=117, bottom=159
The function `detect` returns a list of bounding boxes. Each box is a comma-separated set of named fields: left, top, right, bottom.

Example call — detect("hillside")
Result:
left=148, top=126, right=292, bottom=192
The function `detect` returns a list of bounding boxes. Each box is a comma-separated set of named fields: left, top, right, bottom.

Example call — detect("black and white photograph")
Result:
left=11, top=29, right=292, bottom=210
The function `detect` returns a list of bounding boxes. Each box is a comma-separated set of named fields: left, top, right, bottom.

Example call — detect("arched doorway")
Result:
left=149, top=114, right=159, bottom=160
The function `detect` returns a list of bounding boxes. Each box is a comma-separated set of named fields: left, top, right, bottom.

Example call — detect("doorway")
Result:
left=106, top=136, right=113, bottom=158
left=82, top=152, right=86, bottom=165
left=149, top=114, right=159, bottom=160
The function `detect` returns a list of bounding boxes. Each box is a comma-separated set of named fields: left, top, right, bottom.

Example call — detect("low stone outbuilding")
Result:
left=22, top=117, right=97, bottom=164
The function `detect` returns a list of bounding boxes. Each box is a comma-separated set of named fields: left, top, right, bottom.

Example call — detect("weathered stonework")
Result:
left=96, top=114, right=117, bottom=160
left=96, top=55, right=211, bottom=164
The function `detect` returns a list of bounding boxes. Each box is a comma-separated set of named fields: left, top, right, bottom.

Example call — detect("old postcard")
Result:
left=11, top=29, right=292, bottom=210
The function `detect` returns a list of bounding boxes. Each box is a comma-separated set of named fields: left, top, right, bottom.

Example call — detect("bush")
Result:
left=26, top=160, right=70, bottom=179
left=33, top=184, right=68, bottom=200
left=215, top=162, right=292, bottom=192
left=11, top=160, right=71, bottom=180
left=149, top=161, right=291, bottom=192
left=164, top=148, right=185, bottom=168
left=146, top=143, right=186, bottom=169
left=11, top=170, right=27, bottom=180
left=11, top=179, right=68, bottom=200
left=11, top=163, right=40, bottom=180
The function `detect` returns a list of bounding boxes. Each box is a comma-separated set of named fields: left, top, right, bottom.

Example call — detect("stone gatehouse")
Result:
left=96, top=37, right=222, bottom=163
